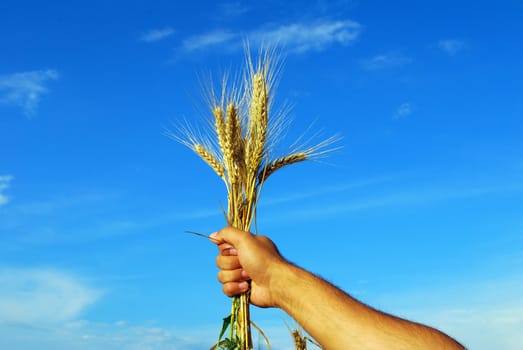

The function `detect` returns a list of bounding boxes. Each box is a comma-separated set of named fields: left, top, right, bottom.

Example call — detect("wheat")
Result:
left=174, top=46, right=337, bottom=350
left=214, top=106, right=227, bottom=155
left=224, top=102, right=240, bottom=184
left=259, top=152, right=307, bottom=183
left=246, top=73, right=268, bottom=177
left=194, top=144, right=225, bottom=179
left=292, top=329, right=308, bottom=350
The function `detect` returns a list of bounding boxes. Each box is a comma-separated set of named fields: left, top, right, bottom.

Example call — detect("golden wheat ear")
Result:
left=259, top=152, right=307, bottom=183
left=193, top=144, right=225, bottom=179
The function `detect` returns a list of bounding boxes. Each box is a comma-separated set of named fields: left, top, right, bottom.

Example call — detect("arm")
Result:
left=211, top=226, right=465, bottom=350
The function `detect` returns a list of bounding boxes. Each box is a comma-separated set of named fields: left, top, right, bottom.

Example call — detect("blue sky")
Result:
left=1, top=0, right=522, bottom=349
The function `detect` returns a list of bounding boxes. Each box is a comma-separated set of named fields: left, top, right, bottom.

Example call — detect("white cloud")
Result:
left=426, top=305, right=523, bottom=350
left=362, top=52, right=412, bottom=70
left=437, top=39, right=465, bottom=56
left=381, top=277, right=523, bottom=350
left=251, top=19, right=361, bottom=54
left=0, top=175, right=13, bottom=206
left=140, top=27, right=175, bottom=42
left=0, top=267, right=102, bottom=324
left=394, top=102, right=413, bottom=119
left=0, top=69, right=59, bottom=116
left=0, top=320, right=221, bottom=350
left=181, top=30, right=237, bottom=52
left=180, top=19, right=361, bottom=54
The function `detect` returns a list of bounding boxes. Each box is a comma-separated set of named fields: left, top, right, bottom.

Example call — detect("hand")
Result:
left=211, top=226, right=286, bottom=308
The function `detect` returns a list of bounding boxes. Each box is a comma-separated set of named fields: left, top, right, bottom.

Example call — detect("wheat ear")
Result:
left=213, top=106, right=227, bottom=155
left=246, top=73, right=268, bottom=177
left=259, top=152, right=307, bottom=183
left=194, top=144, right=225, bottom=179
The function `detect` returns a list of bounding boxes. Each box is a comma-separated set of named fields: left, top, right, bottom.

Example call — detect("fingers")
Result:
left=222, top=281, right=250, bottom=297
left=218, top=245, right=237, bottom=256
left=216, top=241, right=251, bottom=298
left=216, top=254, right=241, bottom=270
left=217, top=268, right=250, bottom=284
left=217, top=262, right=250, bottom=298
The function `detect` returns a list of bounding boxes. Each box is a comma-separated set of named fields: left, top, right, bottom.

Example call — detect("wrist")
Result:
left=268, top=259, right=300, bottom=309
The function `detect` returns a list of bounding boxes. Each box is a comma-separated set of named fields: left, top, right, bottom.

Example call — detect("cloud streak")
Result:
left=251, top=19, right=361, bottom=54
left=382, top=276, right=523, bottom=350
left=361, top=52, right=412, bottom=70
left=0, top=267, right=102, bottom=324
left=0, top=319, right=219, bottom=350
left=265, top=180, right=523, bottom=222
left=0, top=175, right=13, bottom=206
left=0, top=69, right=59, bottom=116
left=437, top=39, right=465, bottom=56
left=180, top=19, right=361, bottom=54
left=219, top=1, right=249, bottom=17
left=140, top=27, right=175, bottom=42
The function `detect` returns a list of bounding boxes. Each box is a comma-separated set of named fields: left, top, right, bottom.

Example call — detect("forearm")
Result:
left=272, top=262, right=464, bottom=350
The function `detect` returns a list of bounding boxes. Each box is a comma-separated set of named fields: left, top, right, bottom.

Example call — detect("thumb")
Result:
left=215, top=226, right=252, bottom=248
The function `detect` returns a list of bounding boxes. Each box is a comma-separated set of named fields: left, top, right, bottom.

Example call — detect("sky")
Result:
left=1, top=0, right=522, bottom=349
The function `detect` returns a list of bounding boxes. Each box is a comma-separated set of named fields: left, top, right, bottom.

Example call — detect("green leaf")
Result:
left=219, top=314, right=232, bottom=341
left=224, top=338, right=237, bottom=349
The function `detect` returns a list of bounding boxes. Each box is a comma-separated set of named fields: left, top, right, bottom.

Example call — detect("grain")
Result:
left=194, top=144, right=225, bottom=179
left=259, top=152, right=307, bottom=183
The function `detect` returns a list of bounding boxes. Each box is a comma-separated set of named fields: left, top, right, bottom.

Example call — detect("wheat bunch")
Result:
left=286, top=324, right=321, bottom=350
left=171, top=47, right=337, bottom=350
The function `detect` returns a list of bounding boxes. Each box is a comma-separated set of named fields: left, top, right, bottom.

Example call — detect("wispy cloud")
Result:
left=361, top=51, right=412, bottom=70
left=163, top=177, right=391, bottom=222
left=165, top=175, right=523, bottom=224
left=14, top=191, right=119, bottom=216
left=0, top=267, right=102, bottom=324
left=265, top=181, right=523, bottom=222
left=180, top=19, right=361, bottom=54
left=436, top=39, right=465, bottom=56
left=261, top=176, right=393, bottom=206
left=181, top=30, right=237, bottom=52
left=0, top=175, right=13, bottom=206
left=219, top=1, right=249, bottom=17
left=252, top=19, right=361, bottom=54
left=0, top=190, right=149, bottom=247
left=394, top=102, right=414, bottom=119
left=382, top=276, right=523, bottom=350
left=0, top=319, right=217, bottom=350
left=140, top=27, right=175, bottom=43
left=0, top=69, right=59, bottom=116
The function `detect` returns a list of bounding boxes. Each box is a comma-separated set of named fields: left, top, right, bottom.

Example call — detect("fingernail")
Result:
left=241, top=270, right=249, bottom=278
left=209, top=232, right=218, bottom=238
left=239, top=281, right=249, bottom=290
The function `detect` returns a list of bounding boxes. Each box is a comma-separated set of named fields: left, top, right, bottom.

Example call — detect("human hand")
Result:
left=210, top=226, right=286, bottom=308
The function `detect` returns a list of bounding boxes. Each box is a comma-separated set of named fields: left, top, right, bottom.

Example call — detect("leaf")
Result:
left=219, top=314, right=232, bottom=341
left=224, top=337, right=240, bottom=349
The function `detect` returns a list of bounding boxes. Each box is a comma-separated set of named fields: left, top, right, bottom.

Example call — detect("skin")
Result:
left=210, top=226, right=466, bottom=350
